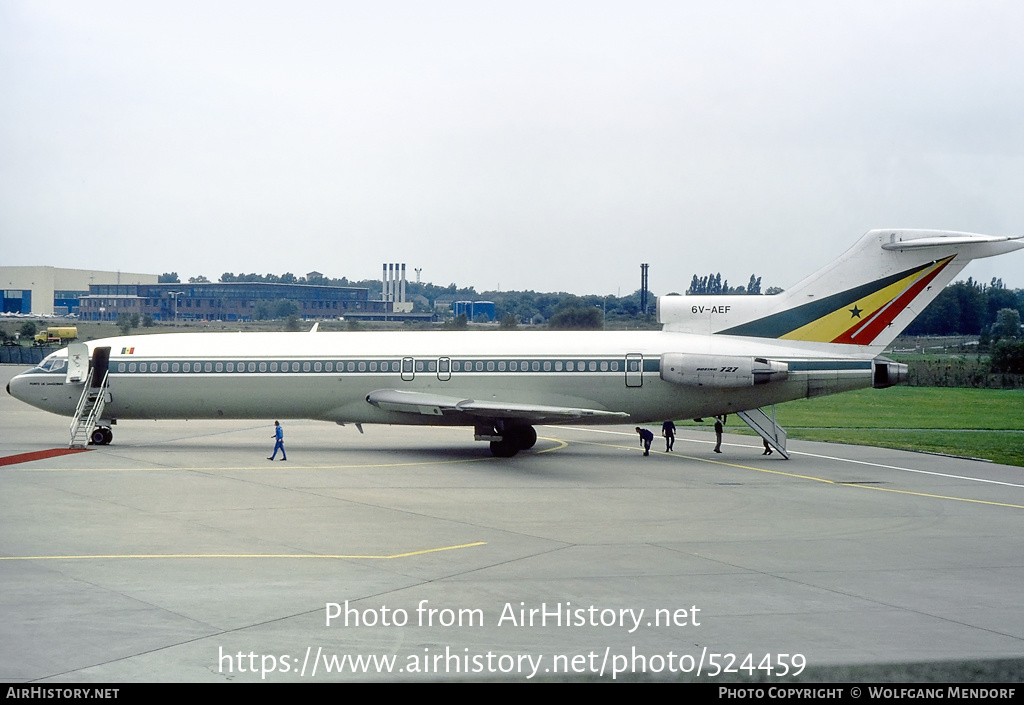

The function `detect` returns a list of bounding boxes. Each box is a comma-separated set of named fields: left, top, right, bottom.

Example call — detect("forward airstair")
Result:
left=69, top=368, right=109, bottom=448
left=736, top=406, right=789, bottom=459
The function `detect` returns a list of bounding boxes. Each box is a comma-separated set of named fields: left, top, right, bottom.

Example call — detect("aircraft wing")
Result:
left=365, top=389, right=628, bottom=423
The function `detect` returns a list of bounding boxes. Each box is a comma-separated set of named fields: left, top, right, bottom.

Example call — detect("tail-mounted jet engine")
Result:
left=872, top=358, right=908, bottom=389
left=660, top=353, right=788, bottom=388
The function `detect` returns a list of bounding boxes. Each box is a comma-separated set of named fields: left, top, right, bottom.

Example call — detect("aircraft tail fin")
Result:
left=659, top=229, right=1024, bottom=351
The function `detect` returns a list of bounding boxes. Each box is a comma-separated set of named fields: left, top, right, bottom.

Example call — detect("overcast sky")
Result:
left=3, top=1, right=1023, bottom=295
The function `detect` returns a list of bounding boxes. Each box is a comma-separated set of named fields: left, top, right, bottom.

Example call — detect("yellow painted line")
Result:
left=11, top=460, right=491, bottom=472
left=0, top=541, right=487, bottom=562
left=536, top=437, right=568, bottom=454
left=566, top=437, right=833, bottom=483
left=557, top=438, right=1024, bottom=509
left=8, top=439, right=569, bottom=471
left=839, top=484, right=1024, bottom=510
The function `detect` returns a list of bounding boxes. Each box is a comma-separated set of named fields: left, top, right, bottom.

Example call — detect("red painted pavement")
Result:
left=0, top=448, right=91, bottom=466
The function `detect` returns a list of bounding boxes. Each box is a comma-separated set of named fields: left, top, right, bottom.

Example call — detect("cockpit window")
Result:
left=36, top=355, right=68, bottom=373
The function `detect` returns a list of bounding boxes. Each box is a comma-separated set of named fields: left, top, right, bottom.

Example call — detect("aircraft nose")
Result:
left=7, top=373, right=28, bottom=402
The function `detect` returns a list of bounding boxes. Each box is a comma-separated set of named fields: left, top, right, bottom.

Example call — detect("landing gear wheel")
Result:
left=488, top=425, right=537, bottom=456
left=504, top=425, right=537, bottom=450
left=515, top=425, right=537, bottom=450
left=489, top=439, right=520, bottom=457
left=90, top=427, right=113, bottom=445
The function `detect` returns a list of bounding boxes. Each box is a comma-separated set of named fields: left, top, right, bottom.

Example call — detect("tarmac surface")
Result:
left=2, top=364, right=1024, bottom=682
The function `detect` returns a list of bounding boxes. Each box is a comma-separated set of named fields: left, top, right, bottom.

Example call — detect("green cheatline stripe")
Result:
left=719, top=260, right=933, bottom=339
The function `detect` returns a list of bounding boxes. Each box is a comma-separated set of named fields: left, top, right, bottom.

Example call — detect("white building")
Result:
left=0, top=266, right=158, bottom=316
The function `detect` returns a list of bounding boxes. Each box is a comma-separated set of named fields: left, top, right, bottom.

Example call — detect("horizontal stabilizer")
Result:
left=881, top=233, right=1023, bottom=251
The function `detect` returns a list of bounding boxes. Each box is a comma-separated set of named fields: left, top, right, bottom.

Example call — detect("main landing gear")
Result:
left=90, top=426, right=113, bottom=445
left=479, top=424, right=538, bottom=457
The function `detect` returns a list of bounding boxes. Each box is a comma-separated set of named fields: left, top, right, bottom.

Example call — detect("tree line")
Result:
left=905, top=278, right=1024, bottom=337
left=157, top=268, right=1021, bottom=338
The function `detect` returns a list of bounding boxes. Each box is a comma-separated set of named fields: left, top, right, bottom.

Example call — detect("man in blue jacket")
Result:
left=269, top=420, right=287, bottom=461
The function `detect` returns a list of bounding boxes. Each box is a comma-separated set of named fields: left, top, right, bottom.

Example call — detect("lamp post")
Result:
left=167, top=291, right=184, bottom=323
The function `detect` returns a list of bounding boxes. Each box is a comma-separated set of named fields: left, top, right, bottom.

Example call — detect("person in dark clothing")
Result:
left=636, top=427, right=654, bottom=456
left=762, top=438, right=773, bottom=455
left=713, top=417, right=723, bottom=453
left=662, top=420, right=676, bottom=452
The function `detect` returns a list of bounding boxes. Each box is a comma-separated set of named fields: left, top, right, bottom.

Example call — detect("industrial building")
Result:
left=4, top=264, right=437, bottom=323
left=452, top=300, right=496, bottom=322
left=79, top=282, right=387, bottom=322
left=1, top=266, right=157, bottom=316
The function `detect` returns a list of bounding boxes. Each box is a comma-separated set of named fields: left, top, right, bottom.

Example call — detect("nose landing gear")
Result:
left=90, top=427, right=113, bottom=445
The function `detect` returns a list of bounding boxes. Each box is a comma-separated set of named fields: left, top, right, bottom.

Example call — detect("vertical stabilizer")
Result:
left=659, top=230, right=1023, bottom=351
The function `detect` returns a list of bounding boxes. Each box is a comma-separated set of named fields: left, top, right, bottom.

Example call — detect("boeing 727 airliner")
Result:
left=8, top=230, right=1023, bottom=456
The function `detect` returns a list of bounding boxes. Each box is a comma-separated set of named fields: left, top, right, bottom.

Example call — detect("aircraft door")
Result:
left=401, top=357, right=415, bottom=381
left=91, top=347, right=111, bottom=387
left=625, top=353, right=643, bottom=387
left=65, top=343, right=88, bottom=383
left=437, top=357, right=451, bottom=382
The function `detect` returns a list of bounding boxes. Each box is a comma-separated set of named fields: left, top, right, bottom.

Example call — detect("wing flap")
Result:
left=365, top=389, right=628, bottom=423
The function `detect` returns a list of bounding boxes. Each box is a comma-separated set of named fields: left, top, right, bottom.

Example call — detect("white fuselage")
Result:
left=8, top=329, right=878, bottom=426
